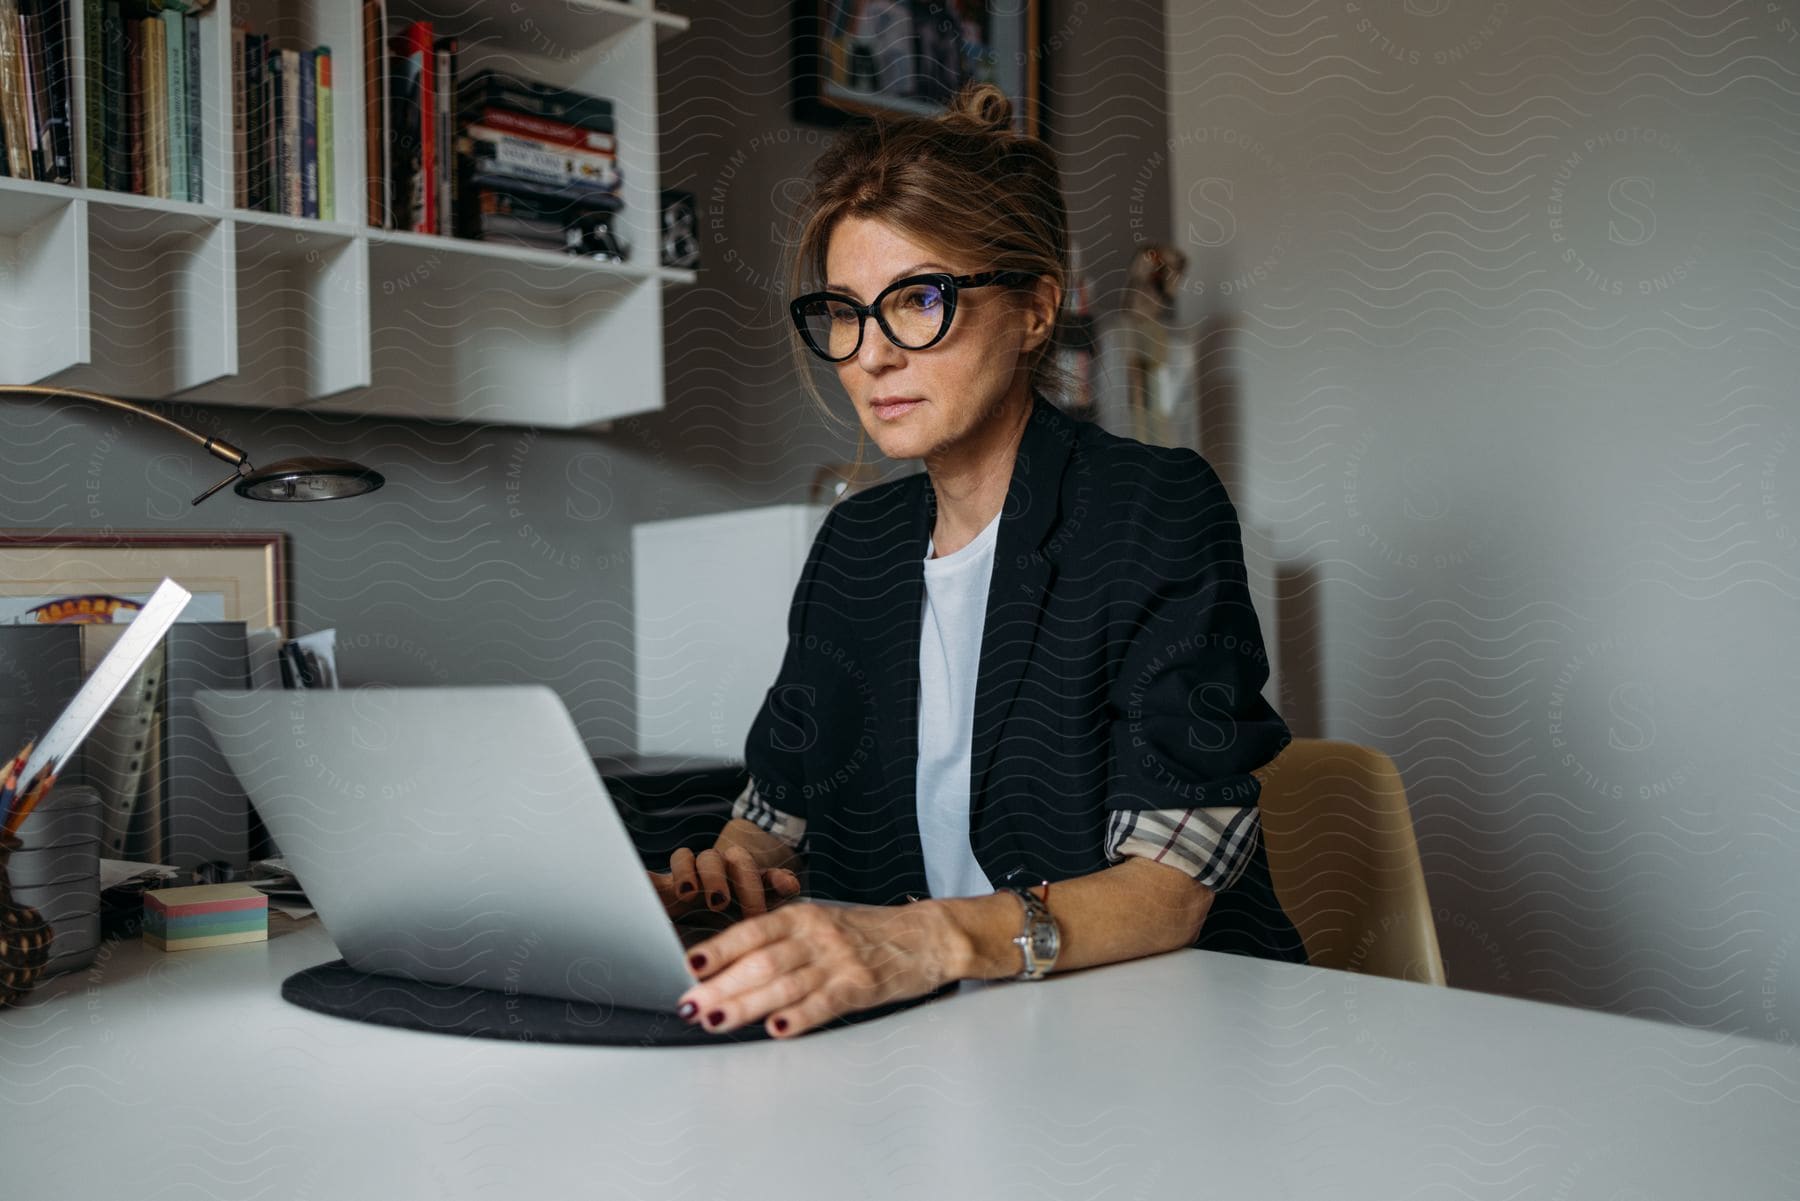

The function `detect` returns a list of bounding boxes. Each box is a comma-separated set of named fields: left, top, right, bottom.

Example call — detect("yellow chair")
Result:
left=1254, top=739, right=1447, bottom=986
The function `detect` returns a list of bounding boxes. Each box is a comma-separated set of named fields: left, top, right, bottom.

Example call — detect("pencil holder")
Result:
left=0, top=833, right=54, bottom=1008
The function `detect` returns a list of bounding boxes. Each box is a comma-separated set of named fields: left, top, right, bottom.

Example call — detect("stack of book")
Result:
left=230, top=20, right=335, bottom=219
left=454, top=70, right=622, bottom=251
left=71, top=0, right=212, bottom=198
left=0, top=0, right=74, bottom=185
left=362, top=9, right=620, bottom=249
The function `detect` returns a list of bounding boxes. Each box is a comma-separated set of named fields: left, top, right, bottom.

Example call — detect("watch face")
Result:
left=1031, top=928, right=1058, bottom=959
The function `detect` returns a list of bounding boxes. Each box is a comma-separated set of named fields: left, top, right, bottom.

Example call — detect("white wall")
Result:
left=1166, top=0, right=1800, bottom=1040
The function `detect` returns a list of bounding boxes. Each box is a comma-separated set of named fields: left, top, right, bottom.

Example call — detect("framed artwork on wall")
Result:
left=0, top=530, right=291, bottom=637
left=792, top=1, right=1042, bottom=137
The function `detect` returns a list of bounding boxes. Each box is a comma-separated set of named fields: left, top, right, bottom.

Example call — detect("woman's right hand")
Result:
left=648, top=845, right=801, bottom=922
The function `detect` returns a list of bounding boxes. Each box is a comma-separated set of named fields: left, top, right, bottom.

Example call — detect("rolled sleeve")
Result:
left=728, top=779, right=808, bottom=852
left=1106, top=805, right=1260, bottom=893
left=1105, top=450, right=1290, bottom=814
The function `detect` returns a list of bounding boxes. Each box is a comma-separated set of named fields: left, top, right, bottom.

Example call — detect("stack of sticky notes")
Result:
left=143, top=884, right=269, bottom=952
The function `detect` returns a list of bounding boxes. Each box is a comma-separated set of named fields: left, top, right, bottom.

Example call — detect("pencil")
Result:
left=0, top=741, right=28, bottom=823
left=0, top=766, right=58, bottom=840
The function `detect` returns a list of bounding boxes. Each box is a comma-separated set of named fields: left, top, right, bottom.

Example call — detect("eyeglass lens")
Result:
left=800, top=280, right=949, bottom=360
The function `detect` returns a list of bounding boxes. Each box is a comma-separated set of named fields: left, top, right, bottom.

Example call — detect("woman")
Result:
left=648, top=82, right=1305, bottom=1039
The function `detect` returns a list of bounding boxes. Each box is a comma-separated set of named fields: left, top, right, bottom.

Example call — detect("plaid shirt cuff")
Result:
left=1106, top=805, right=1261, bottom=893
left=729, top=781, right=808, bottom=851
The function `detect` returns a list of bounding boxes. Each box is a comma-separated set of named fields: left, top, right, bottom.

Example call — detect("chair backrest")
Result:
left=1254, top=739, right=1446, bottom=986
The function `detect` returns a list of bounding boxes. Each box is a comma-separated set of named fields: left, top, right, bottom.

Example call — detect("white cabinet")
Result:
left=633, top=504, right=830, bottom=760
left=0, top=0, right=690, bottom=429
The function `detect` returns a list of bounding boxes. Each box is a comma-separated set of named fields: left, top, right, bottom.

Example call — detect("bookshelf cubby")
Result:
left=0, top=0, right=690, bottom=429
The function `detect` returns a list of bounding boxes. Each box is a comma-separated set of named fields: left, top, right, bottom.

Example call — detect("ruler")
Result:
left=14, top=577, right=193, bottom=795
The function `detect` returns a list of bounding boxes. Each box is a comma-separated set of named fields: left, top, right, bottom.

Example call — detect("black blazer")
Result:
left=746, top=393, right=1305, bottom=961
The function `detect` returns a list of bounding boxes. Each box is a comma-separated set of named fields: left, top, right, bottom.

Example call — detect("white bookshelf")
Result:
left=0, top=0, right=691, bottom=429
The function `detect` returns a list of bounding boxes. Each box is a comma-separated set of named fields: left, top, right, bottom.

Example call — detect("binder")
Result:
left=161, top=622, right=252, bottom=869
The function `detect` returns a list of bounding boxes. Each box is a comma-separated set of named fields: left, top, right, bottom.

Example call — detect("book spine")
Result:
left=464, top=169, right=625, bottom=212
left=148, top=15, right=165, bottom=198
left=83, top=0, right=104, bottom=185
left=103, top=1, right=125, bottom=191
left=467, top=105, right=616, bottom=155
left=299, top=46, right=316, bottom=219
left=0, top=0, right=25, bottom=177
left=386, top=20, right=419, bottom=231
left=126, top=16, right=141, bottom=194
left=46, top=0, right=74, bottom=182
left=230, top=19, right=245, bottom=208
left=317, top=46, right=332, bottom=221
left=161, top=10, right=184, bottom=202
left=23, top=1, right=48, bottom=179
left=361, top=0, right=381, bottom=226
left=244, top=32, right=262, bottom=210
left=415, top=21, right=432, bottom=234
left=185, top=10, right=199, bottom=202
left=462, top=133, right=621, bottom=190
left=266, top=46, right=282, bottom=213
left=433, top=36, right=452, bottom=235
left=457, top=71, right=614, bottom=133
left=282, top=48, right=299, bottom=217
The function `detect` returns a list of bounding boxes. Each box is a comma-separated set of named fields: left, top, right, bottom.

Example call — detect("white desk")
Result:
left=2, top=917, right=1795, bottom=1200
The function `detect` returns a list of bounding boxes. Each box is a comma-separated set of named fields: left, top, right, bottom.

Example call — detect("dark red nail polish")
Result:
left=677, top=1001, right=698, bottom=1021
left=774, top=1017, right=789, bottom=1033
left=678, top=882, right=694, bottom=895
left=709, top=891, right=724, bottom=907
left=706, top=1010, right=725, bottom=1028
left=688, top=953, right=706, bottom=971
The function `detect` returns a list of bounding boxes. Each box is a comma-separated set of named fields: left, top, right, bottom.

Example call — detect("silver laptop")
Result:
left=192, top=684, right=697, bottom=1009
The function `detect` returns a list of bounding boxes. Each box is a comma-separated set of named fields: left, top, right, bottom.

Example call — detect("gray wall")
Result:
left=1165, top=1, right=1800, bottom=1040
left=0, top=2, right=1171, bottom=761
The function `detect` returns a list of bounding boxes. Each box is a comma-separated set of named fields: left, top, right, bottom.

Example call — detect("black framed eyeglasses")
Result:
left=789, top=270, right=1036, bottom=363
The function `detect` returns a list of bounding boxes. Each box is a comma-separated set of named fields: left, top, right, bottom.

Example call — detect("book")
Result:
left=317, top=47, right=333, bottom=221
left=22, top=0, right=49, bottom=179
left=387, top=19, right=430, bottom=232
left=362, top=0, right=386, bottom=227
left=161, top=9, right=185, bottom=201
left=126, top=15, right=142, bottom=194
left=277, top=47, right=300, bottom=215
left=458, top=69, right=613, bottom=134
left=299, top=46, right=316, bottom=218
left=230, top=18, right=246, bottom=207
left=463, top=124, right=620, bottom=186
left=461, top=169, right=624, bottom=214
left=185, top=10, right=200, bottom=201
left=433, top=34, right=455, bottom=234
left=0, top=1, right=29, bottom=178
left=462, top=104, right=616, bottom=155
left=103, top=1, right=127, bottom=191
left=145, top=15, right=165, bottom=199
left=39, top=0, right=73, bottom=183
left=82, top=0, right=101, bottom=184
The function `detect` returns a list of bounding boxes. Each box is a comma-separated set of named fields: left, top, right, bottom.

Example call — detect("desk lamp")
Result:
left=1, top=384, right=385, bottom=504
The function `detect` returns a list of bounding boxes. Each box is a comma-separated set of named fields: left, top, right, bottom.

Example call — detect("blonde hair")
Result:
left=782, top=82, right=1074, bottom=445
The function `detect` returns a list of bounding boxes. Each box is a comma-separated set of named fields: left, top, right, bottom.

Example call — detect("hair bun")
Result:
left=943, top=82, right=1013, bottom=135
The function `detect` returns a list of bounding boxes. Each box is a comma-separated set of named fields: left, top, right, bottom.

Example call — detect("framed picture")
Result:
left=0, top=530, right=290, bottom=636
left=792, top=1, right=1042, bottom=137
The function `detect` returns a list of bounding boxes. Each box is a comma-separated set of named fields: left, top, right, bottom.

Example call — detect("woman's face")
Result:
left=822, top=215, right=1049, bottom=462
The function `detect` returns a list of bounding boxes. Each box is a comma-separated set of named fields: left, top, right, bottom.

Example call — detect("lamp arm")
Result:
left=0, top=384, right=251, bottom=469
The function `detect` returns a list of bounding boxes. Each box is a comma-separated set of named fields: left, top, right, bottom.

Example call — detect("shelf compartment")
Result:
left=0, top=189, right=86, bottom=383
left=52, top=199, right=234, bottom=398
left=347, top=235, right=654, bottom=426
left=206, top=220, right=369, bottom=407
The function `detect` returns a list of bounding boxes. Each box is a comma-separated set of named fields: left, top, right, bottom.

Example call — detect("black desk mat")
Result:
left=283, top=959, right=956, bottom=1046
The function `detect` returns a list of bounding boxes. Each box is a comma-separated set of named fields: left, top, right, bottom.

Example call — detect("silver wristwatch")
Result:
left=1000, top=870, right=1061, bottom=981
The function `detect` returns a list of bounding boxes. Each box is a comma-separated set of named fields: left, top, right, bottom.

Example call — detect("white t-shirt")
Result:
left=916, top=507, right=1004, bottom=899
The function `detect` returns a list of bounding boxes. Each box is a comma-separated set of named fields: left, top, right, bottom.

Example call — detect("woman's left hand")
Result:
left=676, top=900, right=961, bottom=1039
